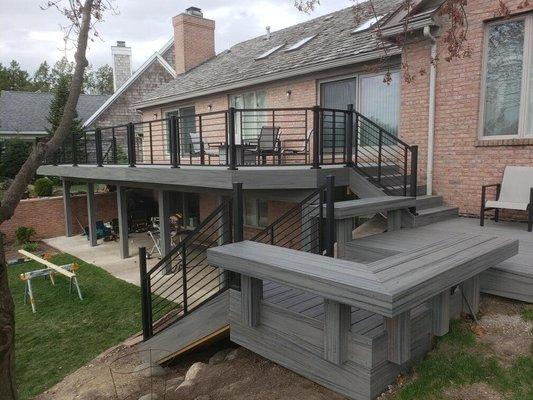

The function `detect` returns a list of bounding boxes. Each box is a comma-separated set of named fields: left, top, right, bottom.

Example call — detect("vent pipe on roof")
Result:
left=265, top=26, right=271, bottom=39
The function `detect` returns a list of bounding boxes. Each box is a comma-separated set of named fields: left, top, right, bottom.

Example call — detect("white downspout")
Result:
left=423, top=26, right=437, bottom=196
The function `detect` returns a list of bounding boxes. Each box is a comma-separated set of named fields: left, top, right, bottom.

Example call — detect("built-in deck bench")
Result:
left=207, top=235, right=518, bottom=400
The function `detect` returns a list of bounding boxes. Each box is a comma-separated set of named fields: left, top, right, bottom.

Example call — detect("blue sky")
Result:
left=0, top=0, right=355, bottom=74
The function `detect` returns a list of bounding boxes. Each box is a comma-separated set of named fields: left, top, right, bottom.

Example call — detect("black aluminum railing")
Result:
left=47, top=106, right=417, bottom=197
left=140, top=197, right=233, bottom=339
left=251, top=176, right=336, bottom=256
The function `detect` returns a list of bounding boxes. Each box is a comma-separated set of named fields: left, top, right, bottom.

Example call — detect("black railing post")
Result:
left=325, top=175, right=335, bottom=257
left=111, top=127, right=117, bottom=164
left=345, top=104, right=354, bottom=167
left=127, top=123, right=136, bottom=167
left=139, top=247, right=153, bottom=340
left=312, top=106, right=320, bottom=169
left=95, top=128, right=103, bottom=167
left=170, top=116, right=179, bottom=168
left=354, top=113, right=359, bottom=168
left=409, top=145, right=419, bottom=212
left=228, top=107, right=237, bottom=170
left=378, top=129, right=383, bottom=184
left=181, top=243, right=188, bottom=314
left=71, top=133, right=78, bottom=166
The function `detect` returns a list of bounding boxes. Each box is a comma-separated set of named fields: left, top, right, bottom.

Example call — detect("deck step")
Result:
left=412, top=206, right=459, bottom=227
left=416, top=195, right=444, bottom=210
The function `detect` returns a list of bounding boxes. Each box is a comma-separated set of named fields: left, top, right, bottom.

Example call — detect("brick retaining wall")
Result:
left=0, top=192, right=117, bottom=243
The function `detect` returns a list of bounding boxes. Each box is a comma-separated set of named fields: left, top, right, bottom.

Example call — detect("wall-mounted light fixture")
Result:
left=286, top=89, right=292, bottom=99
left=153, top=113, right=158, bottom=119
left=207, top=104, right=213, bottom=111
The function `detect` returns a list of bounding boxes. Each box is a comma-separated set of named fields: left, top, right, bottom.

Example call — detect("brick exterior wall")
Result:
left=399, top=1, right=533, bottom=217
left=1, top=192, right=117, bottom=243
left=172, top=13, right=215, bottom=75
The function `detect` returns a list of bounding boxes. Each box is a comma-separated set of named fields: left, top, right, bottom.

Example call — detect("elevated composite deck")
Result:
left=343, top=217, right=533, bottom=303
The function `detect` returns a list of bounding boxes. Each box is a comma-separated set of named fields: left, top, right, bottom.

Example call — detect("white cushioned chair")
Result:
left=480, top=166, right=533, bottom=232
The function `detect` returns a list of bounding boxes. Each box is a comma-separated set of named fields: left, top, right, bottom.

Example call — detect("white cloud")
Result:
left=0, top=0, right=350, bottom=74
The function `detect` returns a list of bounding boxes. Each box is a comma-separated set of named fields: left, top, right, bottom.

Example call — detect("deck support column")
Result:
left=86, top=182, right=97, bottom=247
left=386, top=311, right=411, bottom=365
left=117, top=186, right=129, bottom=259
left=462, top=276, right=480, bottom=316
left=432, top=290, right=450, bottom=336
left=335, top=219, right=352, bottom=259
left=323, top=299, right=351, bottom=365
left=158, top=190, right=172, bottom=273
left=387, top=209, right=402, bottom=231
left=62, top=180, right=73, bottom=237
left=241, top=275, right=262, bottom=327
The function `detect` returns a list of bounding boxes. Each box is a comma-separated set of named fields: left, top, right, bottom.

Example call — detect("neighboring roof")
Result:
left=137, top=0, right=405, bottom=109
left=0, top=90, right=109, bottom=135
left=380, top=0, right=444, bottom=37
left=82, top=38, right=176, bottom=127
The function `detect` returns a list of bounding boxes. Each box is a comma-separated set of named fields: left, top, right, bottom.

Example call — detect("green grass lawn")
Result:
left=393, top=318, right=533, bottom=400
left=9, top=253, right=143, bottom=399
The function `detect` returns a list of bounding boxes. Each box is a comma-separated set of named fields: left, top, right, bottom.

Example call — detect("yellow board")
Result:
left=18, top=250, right=76, bottom=278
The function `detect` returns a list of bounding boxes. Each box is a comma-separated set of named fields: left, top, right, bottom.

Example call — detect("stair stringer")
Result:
left=139, top=291, right=230, bottom=364
left=348, top=169, right=386, bottom=198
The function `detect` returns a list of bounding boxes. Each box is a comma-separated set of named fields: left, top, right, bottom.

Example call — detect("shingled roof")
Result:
left=137, top=0, right=404, bottom=108
left=0, top=90, right=109, bottom=136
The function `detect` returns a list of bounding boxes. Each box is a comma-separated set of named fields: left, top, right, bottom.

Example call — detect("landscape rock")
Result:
left=138, top=394, right=160, bottom=400
left=208, top=349, right=231, bottom=365
left=194, top=396, right=210, bottom=400
left=184, top=362, right=206, bottom=381
left=165, top=375, right=185, bottom=391
left=133, top=363, right=167, bottom=377
left=225, top=347, right=248, bottom=361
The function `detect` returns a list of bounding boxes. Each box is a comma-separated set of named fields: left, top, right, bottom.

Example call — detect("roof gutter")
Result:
left=423, top=25, right=437, bottom=196
left=134, top=47, right=402, bottom=110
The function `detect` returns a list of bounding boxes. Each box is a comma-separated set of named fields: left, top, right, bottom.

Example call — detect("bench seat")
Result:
left=485, top=200, right=529, bottom=211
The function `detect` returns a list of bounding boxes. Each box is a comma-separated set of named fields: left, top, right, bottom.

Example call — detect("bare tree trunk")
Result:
left=0, top=234, right=15, bottom=400
left=0, top=2, right=94, bottom=398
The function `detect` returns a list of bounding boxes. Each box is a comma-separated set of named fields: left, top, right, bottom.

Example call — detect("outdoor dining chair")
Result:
left=188, top=132, right=219, bottom=164
left=480, top=166, right=533, bottom=232
left=281, top=128, right=313, bottom=164
left=247, top=126, right=281, bottom=165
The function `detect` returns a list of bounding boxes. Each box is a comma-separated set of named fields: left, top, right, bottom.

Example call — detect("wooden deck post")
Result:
left=62, top=180, right=73, bottom=237
left=386, top=311, right=411, bottom=365
left=157, top=190, right=172, bottom=273
left=241, top=275, right=262, bottom=327
left=335, top=219, right=352, bottom=259
left=432, top=290, right=450, bottom=336
left=86, top=182, right=97, bottom=247
left=117, top=186, right=129, bottom=259
left=387, top=209, right=402, bottom=231
left=462, top=276, right=480, bottom=316
left=323, top=299, right=351, bottom=365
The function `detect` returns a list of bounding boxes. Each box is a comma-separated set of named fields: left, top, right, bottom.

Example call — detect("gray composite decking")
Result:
left=343, top=217, right=533, bottom=303
left=207, top=236, right=518, bottom=400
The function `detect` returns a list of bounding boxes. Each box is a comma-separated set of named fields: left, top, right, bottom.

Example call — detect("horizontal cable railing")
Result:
left=140, top=199, right=232, bottom=339
left=44, top=106, right=418, bottom=197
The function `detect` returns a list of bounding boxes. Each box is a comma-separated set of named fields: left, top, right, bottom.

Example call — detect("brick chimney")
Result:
left=173, top=7, right=215, bottom=75
left=111, top=41, right=132, bottom=91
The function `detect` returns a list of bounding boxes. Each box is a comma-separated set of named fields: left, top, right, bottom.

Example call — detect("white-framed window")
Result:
left=480, top=15, right=533, bottom=138
left=245, top=197, right=268, bottom=228
left=230, top=90, right=267, bottom=144
left=165, top=106, right=196, bottom=154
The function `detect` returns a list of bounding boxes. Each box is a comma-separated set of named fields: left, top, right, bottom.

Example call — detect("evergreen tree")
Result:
left=0, top=60, right=32, bottom=91
left=50, top=56, right=74, bottom=88
left=46, top=74, right=83, bottom=136
left=32, top=61, right=53, bottom=92
left=93, top=64, right=113, bottom=94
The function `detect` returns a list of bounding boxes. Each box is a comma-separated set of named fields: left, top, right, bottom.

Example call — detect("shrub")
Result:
left=22, top=242, right=38, bottom=252
left=16, top=226, right=35, bottom=245
left=33, top=177, right=54, bottom=197
left=47, top=176, right=62, bottom=186
left=0, top=138, right=31, bottom=178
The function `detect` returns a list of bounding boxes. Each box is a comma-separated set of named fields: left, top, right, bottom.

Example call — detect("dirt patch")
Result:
left=443, top=383, right=503, bottom=400
left=480, top=294, right=532, bottom=317
left=5, top=240, right=59, bottom=262
left=478, top=314, right=532, bottom=363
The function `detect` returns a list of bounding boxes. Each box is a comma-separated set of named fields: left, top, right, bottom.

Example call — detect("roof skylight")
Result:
left=285, top=35, right=316, bottom=52
left=352, top=15, right=383, bottom=33
left=255, top=44, right=284, bottom=60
